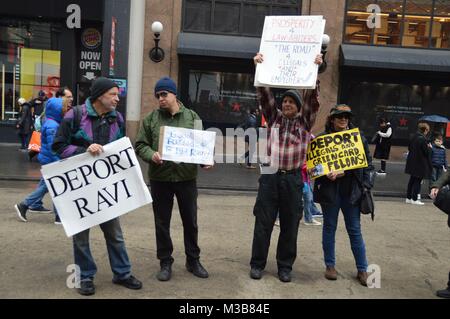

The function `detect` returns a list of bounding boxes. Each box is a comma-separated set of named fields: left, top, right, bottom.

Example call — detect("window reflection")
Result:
left=187, top=70, right=257, bottom=126
left=344, top=0, right=450, bottom=49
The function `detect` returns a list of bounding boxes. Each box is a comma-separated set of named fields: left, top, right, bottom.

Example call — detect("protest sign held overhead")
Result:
left=306, top=128, right=368, bottom=179
left=41, top=137, right=152, bottom=237
left=159, top=126, right=216, bottom=166
left=254, top=15, right=326, bottom=89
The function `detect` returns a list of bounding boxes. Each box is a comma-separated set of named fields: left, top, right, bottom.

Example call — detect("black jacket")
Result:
left=405, top=132, right=432, bottom=179
left=313, top=124, right=374, bottom=206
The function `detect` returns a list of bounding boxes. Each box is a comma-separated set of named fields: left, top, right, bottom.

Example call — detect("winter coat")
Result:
left=38, top=98, right=62, bottom=165
left=405, top=132, right=432, bottom=179
left=431, top=143, right=447, bottom=168
left=313, top=123, right=375, bottom=206
left=373, top=123, right=392, bottom=160
left=52, top=97, right=124, bottom=158
left=17, top=102, right=33, bottom=135
left=135, top=102, right=202, bottom=182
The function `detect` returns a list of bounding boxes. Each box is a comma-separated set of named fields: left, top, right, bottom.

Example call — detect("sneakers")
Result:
left=312, top=212, right=323, bottom=218
left=302, top=219, right=322, bottom=226
left=29, top=206, right=52, bottom=214
left=78, top=280, right=95, bottom=296
left=436, top=288, right=450, bottom=299
left=406, top=198, right=425, bottom=205
left=156, top=263, right=172, bottom=281
left=249, top=268, right=263, bottom=280
left=14, top=203, right=28, bottom=222
left=112, top=275, right=143, bottom=290
left=278, top=269, right=292, bottom=283
left=186, top=260, right=209, bottom=278
left=376, top=170, right=386, bottom=175
left=324, top=266, right=337, bottom=280
left=356, top=271, right=368, bottom=287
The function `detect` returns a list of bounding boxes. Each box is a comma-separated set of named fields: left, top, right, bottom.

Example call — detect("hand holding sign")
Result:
left=254, top=15, right=326, bottom=89
left=152, top=152, right=163, bottom=165
left=87, top=143, right=104, bottom=156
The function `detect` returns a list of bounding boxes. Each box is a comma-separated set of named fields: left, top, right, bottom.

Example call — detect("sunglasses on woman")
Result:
left=334, top=113, right=350, bottom=119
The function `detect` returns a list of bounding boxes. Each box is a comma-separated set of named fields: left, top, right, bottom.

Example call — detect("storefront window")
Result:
left=186, top=70, right=257, bottom=127
left=345, top=0, right=377, bottom=44
left=182, top=0, right=302, bottom=36
left=341, top=78, right=450, bottom=146
left=432, top=0, right=450, bottom=48
left=344, top=0, right=450, bottom=49
left=0, top=18, right=62, bottom=122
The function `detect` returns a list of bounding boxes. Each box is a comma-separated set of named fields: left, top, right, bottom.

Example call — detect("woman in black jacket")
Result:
left=313, top=104, right=374, bottom=286
left=373, top=117, right=392, bottom=174
left=405, top=122, right=432, bottom=205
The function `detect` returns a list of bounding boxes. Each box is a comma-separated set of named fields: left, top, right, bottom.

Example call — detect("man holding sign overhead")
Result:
left=249, top=51, right=323, bottom=283
left=135, top=77, right=211, bottom=282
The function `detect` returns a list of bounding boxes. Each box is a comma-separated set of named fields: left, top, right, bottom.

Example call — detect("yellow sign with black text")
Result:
left=306, top=128, right=368, bottom=179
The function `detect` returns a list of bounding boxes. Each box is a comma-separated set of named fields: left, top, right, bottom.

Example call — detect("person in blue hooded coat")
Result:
left=14, top=97, right=64, bottom=224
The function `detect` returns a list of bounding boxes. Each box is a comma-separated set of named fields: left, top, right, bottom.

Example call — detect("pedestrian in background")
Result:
left=14, top=97, right=65, bottom=223
left=313, top=104, right=374, bottom=287
left=405, top=122, right=432, bottom=205
left=430, top=134, right=447, bottom=187
left=16, top=98, right=33, bottom=151
left=373, top=117, right=392, bottom=175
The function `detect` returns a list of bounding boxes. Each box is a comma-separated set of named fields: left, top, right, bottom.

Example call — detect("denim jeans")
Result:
left=23, top=177, right=59, bottom=219
left=303, top=182, right=321, bottom=223
left=72, top=217, right=131, bottom=281
left=320, top=194, right=368, bottom=272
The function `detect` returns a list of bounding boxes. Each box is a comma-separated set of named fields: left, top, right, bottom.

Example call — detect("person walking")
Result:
left=14, top=97, right=65, bottom=222
left=135, top=77, right=211, bottom=282
left=405, top=122, right=432, bottom=205
left=249, top=52, right=323, bottom=283
left=313, top=104, right=374, bottom=287
left=52, top=77, right=142, bottom=296
left=373, top=117, right=392, bottom=174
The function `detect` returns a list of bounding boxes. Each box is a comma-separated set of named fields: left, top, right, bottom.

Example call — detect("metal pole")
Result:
left=13, top=65, right=16, bottom=119
left=2, top=64, right=5, bottom=121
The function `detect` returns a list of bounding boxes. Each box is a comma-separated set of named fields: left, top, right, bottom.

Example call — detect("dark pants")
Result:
left=381, top=160, right=386, bottom=172
left=250, top=170, right=303, bottom=272
left=407, top=176, right=422, bottom=201
left=150, top=180, right=200, bottom=266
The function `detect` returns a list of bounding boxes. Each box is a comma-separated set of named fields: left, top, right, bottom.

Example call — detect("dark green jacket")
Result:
left=135, top=102, right=202, bottom=182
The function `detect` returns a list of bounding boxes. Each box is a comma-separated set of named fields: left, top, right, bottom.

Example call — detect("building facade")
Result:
left=140, top=0, right=450, bottom=150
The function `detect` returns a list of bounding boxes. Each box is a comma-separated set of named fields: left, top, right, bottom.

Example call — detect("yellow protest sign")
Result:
left=306, top=128, right=368, bottom=179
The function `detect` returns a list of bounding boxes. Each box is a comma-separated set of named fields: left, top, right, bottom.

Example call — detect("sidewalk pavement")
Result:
left=0, top=143, right=423, bottom=198
left=1, top=180, right=449, bottom=299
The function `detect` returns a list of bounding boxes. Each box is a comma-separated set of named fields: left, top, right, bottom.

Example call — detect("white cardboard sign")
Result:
left=254, top=15, right=326, bottom=89
left=41, top=137, right=152, bottom=237
left=158, top=126, right=216, bottom=165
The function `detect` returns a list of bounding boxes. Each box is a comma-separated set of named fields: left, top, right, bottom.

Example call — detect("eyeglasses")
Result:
left=334, top=114, right=350, bottom=119
left=155, top=91, right=169, bottom=99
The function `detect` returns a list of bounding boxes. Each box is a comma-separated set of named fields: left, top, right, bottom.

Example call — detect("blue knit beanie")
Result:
left=154, top=77, right=177, bottom=97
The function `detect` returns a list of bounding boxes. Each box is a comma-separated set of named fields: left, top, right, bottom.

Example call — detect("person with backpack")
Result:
left=135, top=77, right=212, bottom=282
left=14, top=97, right=65, bottom=222
left=52, top=77, right=142, bottom=296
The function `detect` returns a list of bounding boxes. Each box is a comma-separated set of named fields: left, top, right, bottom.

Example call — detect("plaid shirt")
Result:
left=258, top=83, right=320, bottom=171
